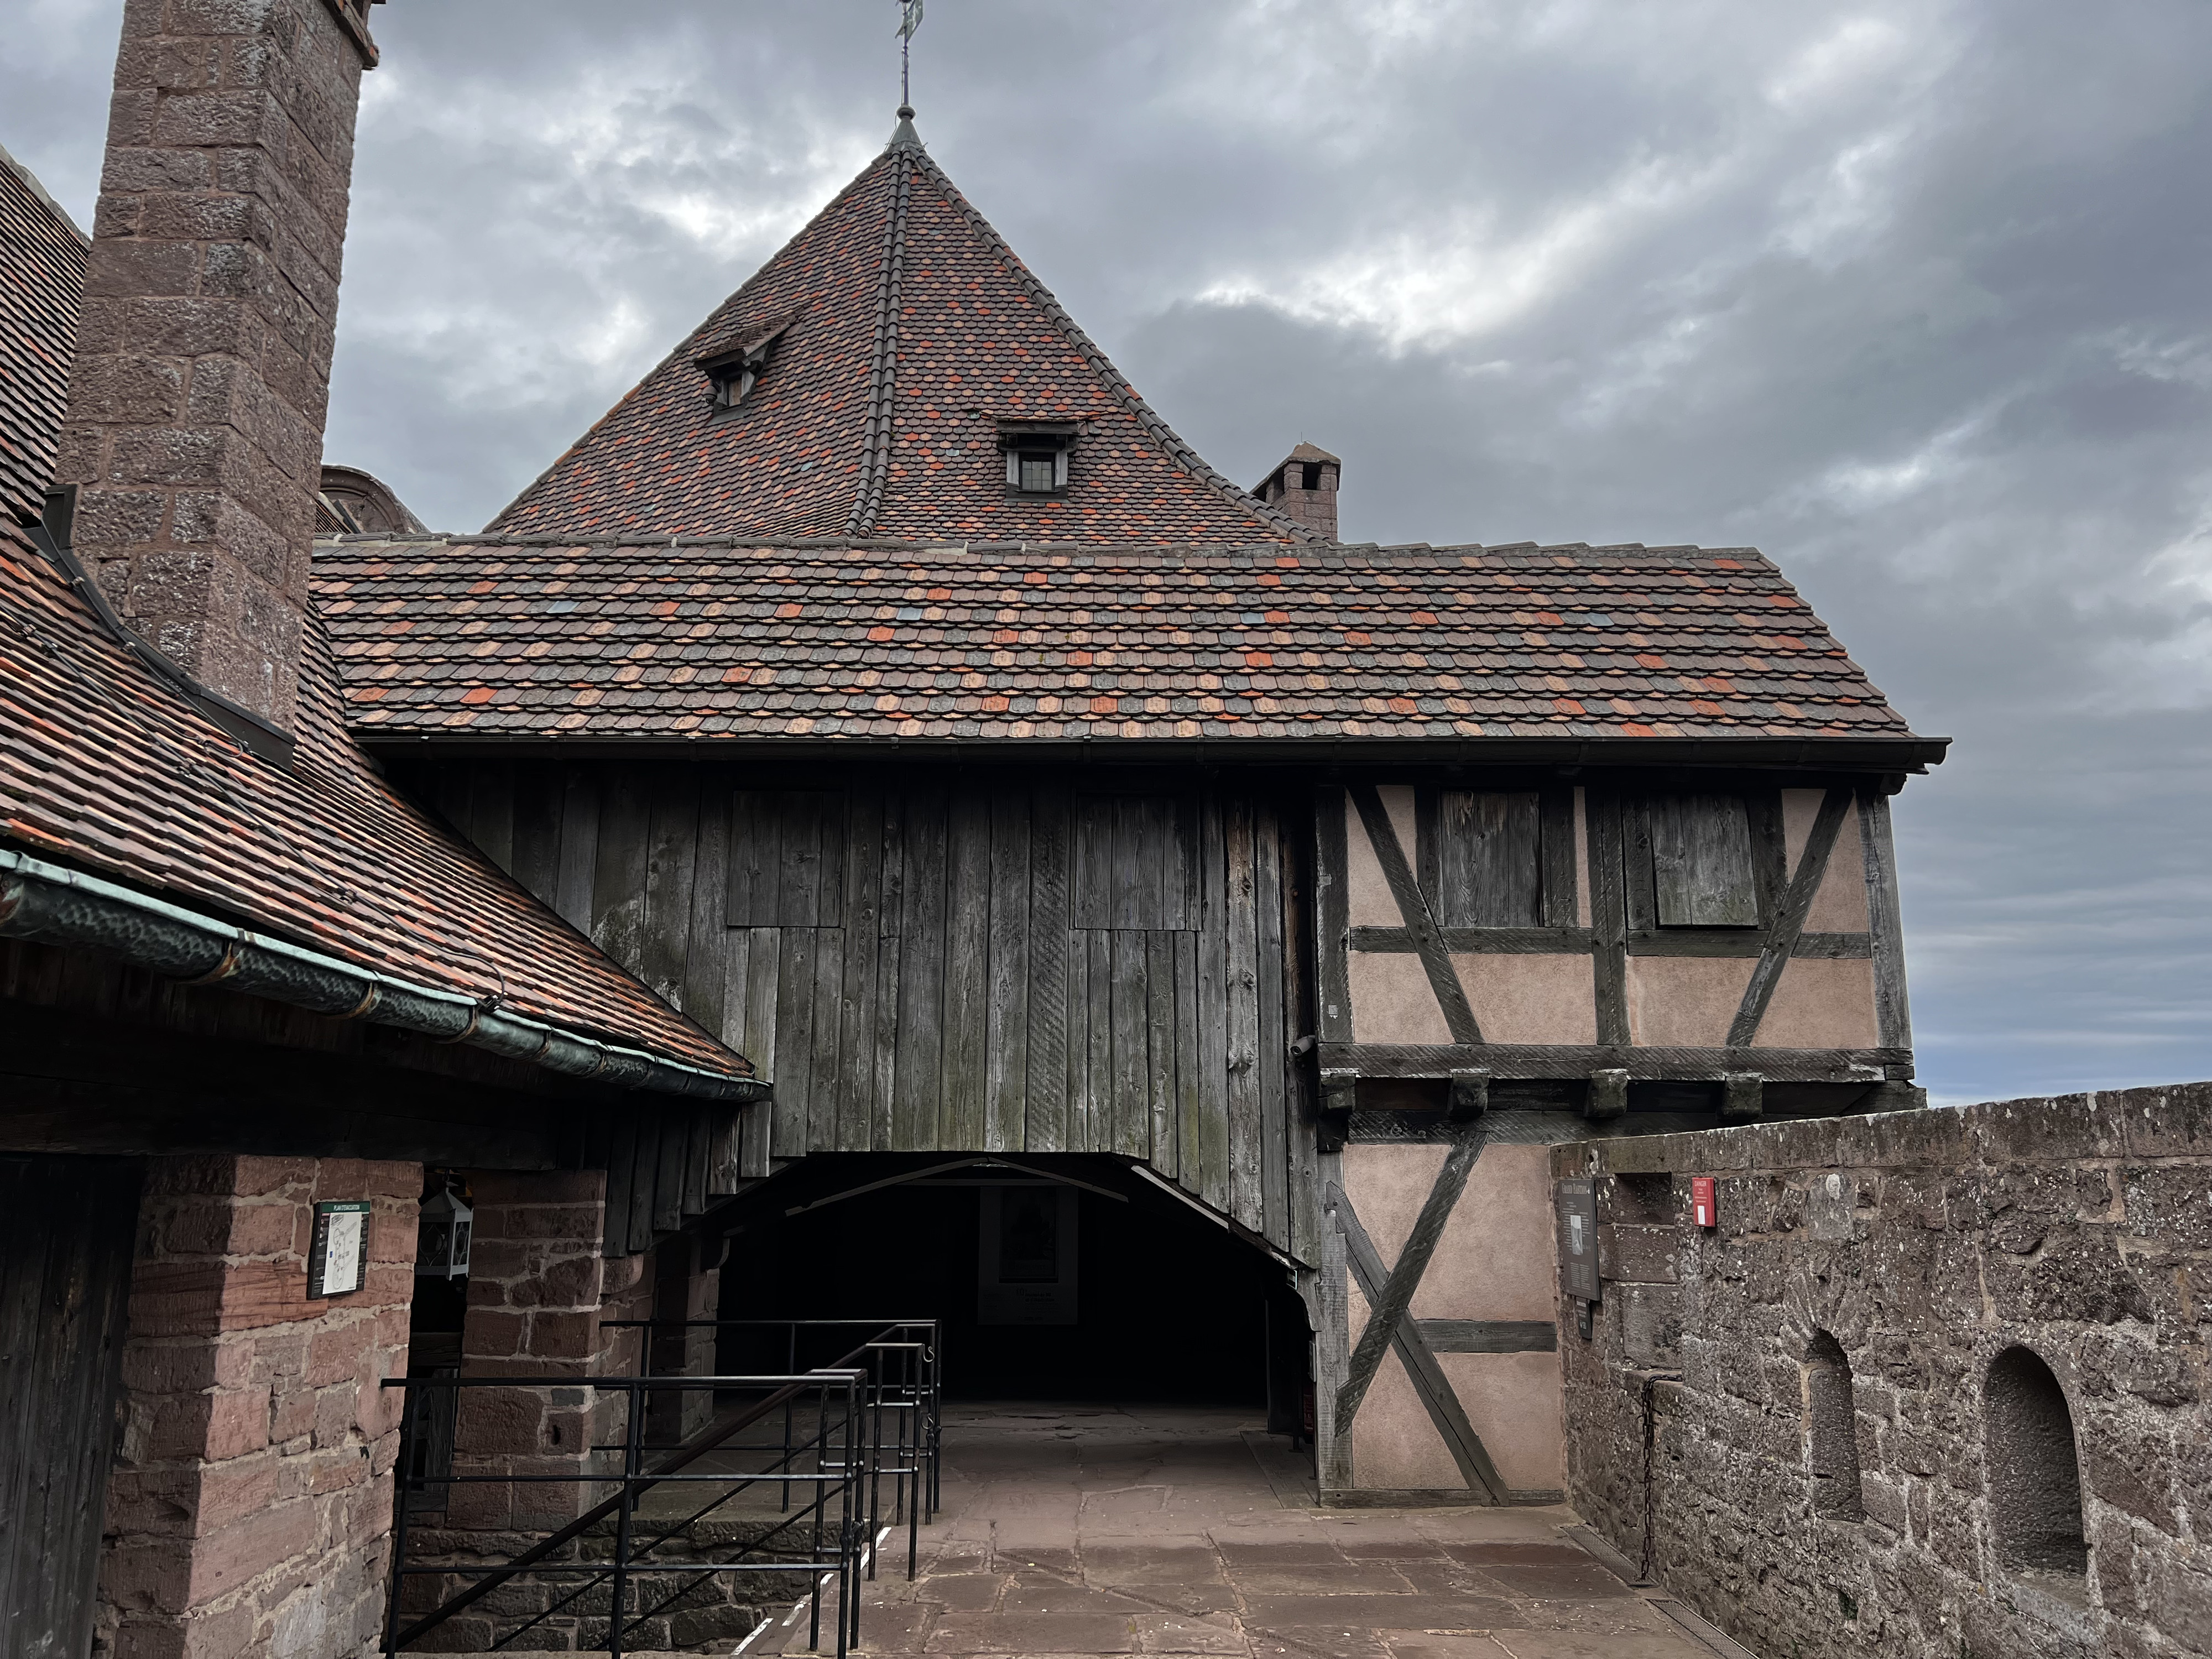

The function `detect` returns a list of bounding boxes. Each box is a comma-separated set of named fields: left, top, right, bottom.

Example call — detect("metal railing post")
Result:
left=611, top=1383, right=643, bottom=1659
left=843, top=1371, right=862, bottom=1656
left=782, top=1323, right=796, bottom=1513
left=383, top=1381, right=420, bottom=1659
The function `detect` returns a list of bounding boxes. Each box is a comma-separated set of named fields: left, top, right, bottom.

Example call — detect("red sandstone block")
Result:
left=187, top=1449, right=282, bottom=1535
left=463, top=1308, right=526, bottom=1360
left=112, top=32, right=222, bottom=91
left=475, top=1170, right=607, bottom=1208
left=100, top=1538, right=194, bottom=1618
left=306, top=1318, right=374, bottom=1388
left=361, top=1158, right=420, bottom=1198
left=150, top=89, right=276, bottom=149
left=310, top=1446, right=369, bottom=1496
left=269, top=1384, right=316, bottom=1446
left=312, top=1381, right=358, bottom=1448
left=142, top=1155, right=243, bottom=1199
left=208, top=1260, right=316, bottom=1331
left=121, top=1336, right=248, bottom=1395
left=487, top=1202, right=609, bottom=1244
left=362, top=1261, right=414, bottom=1305
left=182, top=1496, right=317, bottom=1608
left=248, top=1327, right=309, bottom=1383
left=355, top=1374, right=400, bottom=1441
left=205, top=1385, right=272, bottom=1462
left=126, top=1264, right=229, bottom=1339
left=229, top=1155, right=314, bottom=1198
left=526, top=1311, right=597, bottom=1361
left=225, top=1197, right=301, bottom=1259
left=454, top=1387, right=546, bottom=1455
left=368, top=1203, right=420, bottom=1266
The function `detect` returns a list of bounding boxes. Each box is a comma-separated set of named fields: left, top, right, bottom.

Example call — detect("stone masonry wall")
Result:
left=96, top=1152, right=418, bottom=1659
left=1552, top=1084, right=2210, bottom=1659
left=400, top=1170, right=666, bottom=1651
left=61, top=0, right=374, bottom=728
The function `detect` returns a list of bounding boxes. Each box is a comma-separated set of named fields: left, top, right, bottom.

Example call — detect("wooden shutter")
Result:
left=1650, top=794, right=1759, bottom=926
left=726, top=791, right=847, bottom=925
left=1433, top=791, right=1543, bottom=927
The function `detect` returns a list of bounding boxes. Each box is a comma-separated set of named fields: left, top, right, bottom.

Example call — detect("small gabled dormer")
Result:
left=1253, top=441, right=1340, bottom=540
left=696, top=315, right=796, bottom=414
left=999, top=419, right=1081, bottom=497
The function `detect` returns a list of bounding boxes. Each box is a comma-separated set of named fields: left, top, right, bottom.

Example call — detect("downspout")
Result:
left=0, top=849, right=769, bottom=1103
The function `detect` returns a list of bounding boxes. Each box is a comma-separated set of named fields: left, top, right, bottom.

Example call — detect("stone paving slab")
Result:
left=737, top=1403, right=1745, bottom=1659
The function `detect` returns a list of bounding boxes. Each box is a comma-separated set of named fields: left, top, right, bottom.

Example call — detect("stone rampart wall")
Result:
left=1552, top=1084, right=2209, bottom=1659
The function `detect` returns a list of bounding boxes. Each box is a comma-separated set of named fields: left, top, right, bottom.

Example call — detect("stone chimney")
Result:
left=57, top=0, right=381, bottom=737
left=1253, top=442, right=1340, bottom=540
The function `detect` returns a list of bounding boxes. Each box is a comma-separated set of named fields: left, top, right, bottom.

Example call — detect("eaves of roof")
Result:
left=312, top=532, right=1943, bottom=766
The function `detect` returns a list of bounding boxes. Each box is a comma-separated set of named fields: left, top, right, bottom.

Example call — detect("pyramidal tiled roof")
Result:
left=489, top=119, right=1313, bottom=547
left=0, top=143, right=87, bottom=526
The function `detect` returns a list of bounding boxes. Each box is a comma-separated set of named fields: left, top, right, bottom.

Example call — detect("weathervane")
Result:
left=896, top=0, right=924, bottom=112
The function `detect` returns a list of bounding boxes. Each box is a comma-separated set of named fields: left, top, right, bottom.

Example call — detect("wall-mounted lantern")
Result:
left=417, top=1179, right=473, bottom=1279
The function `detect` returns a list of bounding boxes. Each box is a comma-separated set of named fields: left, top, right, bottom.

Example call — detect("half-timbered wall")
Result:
left=406, top=763, right=1321, bottom=1261
left=1321, top=780, right=1914, bottom=1109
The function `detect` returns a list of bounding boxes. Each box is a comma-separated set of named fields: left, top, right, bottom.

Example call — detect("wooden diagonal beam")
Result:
left=1727, top=788, right=1852, bottom=1047
left=1347, top=785, right=1482, bottom=1044
left=1330, top=1115, right=1488, bottom=1438
left=1327, top=1181, right=1509, bottom=1503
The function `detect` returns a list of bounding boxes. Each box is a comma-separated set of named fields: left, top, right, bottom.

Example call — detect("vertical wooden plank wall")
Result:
left=417, top=762, right=1318, bottom=1259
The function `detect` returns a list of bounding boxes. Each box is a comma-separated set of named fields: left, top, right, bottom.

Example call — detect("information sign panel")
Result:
left=1554, top=1177, right=1599, bottom=1303
left=308, top=1200, right=371, bottom=1298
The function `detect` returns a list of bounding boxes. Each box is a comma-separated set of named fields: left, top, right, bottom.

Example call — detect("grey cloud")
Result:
left=8, top=0, right=2208, bottom=1102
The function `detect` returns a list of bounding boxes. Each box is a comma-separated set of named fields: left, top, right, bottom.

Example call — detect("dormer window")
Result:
left=695, top=316, right=794, bottom=414
left=998, top=421, right=1078, bottom=494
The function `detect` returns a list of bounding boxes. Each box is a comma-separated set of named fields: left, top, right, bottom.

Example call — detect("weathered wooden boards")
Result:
left=418, top=763, right=1313, bottom=1259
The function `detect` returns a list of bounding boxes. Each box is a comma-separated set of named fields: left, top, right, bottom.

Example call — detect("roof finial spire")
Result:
left=894, top=0, right=925, bottom=140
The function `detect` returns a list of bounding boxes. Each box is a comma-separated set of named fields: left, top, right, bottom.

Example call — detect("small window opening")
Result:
left=695, top=318, right=792, bottom=414
left=1300, top=461, right=1323, bottom=491
left=1804, top=1331, right=1864, bottom=1520
left=1986, top=1346, right=2088, bottom=1575
left=999, top=424, right=1076, bottom=493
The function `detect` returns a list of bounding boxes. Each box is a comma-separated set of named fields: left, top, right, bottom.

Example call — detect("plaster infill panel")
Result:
left=1350, top=951, right=1453, bottom=1045
left=1453, top=953, right=1597, bottom=1046
left=1755, top=957, right=1880, bottom=1048
left=1344, top=786, right=1417, bottom=927
left=1783, top=787, right=1871, bottom=933
left=1572, top=786, right=1591, bottom=926
left=1344, top=1143, right=1448, bottom=1334
left=1349, top=1346, right=1459, bottom=1490
left=1440, top=1350, right=1564, bottom=1494
left=1625, top=956, right=1754, bottom=1047
left=1341, top=1142, right=1554, bottom=1322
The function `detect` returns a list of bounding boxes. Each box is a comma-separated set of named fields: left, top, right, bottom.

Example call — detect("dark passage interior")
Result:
left=713, top=1155, right=1308, bottom=1410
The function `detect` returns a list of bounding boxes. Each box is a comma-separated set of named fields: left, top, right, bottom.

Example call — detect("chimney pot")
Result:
left=1253, top=442, right=1340, bottom=541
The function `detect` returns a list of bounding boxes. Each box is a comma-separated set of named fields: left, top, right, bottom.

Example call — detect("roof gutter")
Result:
left=0, top=848, right=768, bottom=1104
left=357, top=731, right=1952, bottom=775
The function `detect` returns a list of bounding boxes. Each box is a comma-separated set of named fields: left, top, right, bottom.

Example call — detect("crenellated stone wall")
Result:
left=1552, top=1084, right=2211, bottom=1659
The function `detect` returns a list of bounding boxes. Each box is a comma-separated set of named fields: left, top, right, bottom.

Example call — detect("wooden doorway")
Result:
left=0, top=1155, right=140, bottom=1659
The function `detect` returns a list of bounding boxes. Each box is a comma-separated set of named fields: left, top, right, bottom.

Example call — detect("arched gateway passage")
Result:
left=709, top=1153, right=1314, bottom=1422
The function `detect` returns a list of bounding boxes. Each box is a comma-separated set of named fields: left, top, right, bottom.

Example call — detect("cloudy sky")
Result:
left=8, top=1, right=2209, bottom=1104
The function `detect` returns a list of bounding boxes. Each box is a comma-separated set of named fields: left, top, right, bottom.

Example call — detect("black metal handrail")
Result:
left=383, top=1366, right=872, bottom=1657
left=608, top=1316, right=942, bottom=1575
